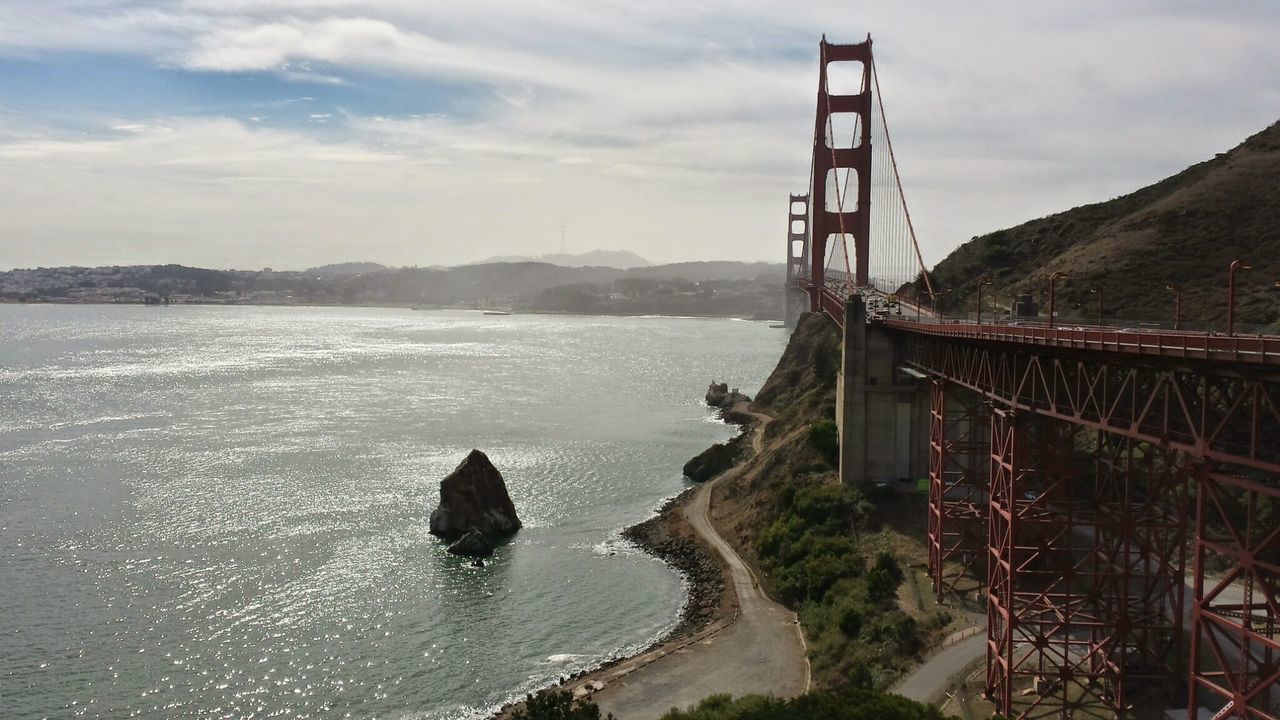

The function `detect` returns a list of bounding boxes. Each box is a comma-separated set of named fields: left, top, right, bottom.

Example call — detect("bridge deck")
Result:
left=881, top=318, right=1280, bottom=368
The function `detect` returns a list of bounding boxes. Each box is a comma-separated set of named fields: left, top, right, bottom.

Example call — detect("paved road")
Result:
left=592, top=413, right=808, bottom=719
left=889, top=540, right=1273, bottom=713
left=892, top=632, right=985, bottom=704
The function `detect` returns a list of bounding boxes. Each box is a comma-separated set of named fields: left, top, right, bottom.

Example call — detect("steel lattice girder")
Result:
left=904, top=334, right=1279, bottom=720
left=1089, top=434, right=1190, bottom=710
left=900, top=336, right=1280, bottom=475
left=928, top=379, right=990, bottom=601
left=1189, top=467, right=1280, bottom=719
left=985, top=410, right=1143, bottom=718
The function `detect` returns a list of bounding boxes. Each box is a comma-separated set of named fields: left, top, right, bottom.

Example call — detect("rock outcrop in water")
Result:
left=705, top=381, right=751, bottom=410
left=682, top=433, right=748, bottom=482
left=429, top=450, right=522, bottom=543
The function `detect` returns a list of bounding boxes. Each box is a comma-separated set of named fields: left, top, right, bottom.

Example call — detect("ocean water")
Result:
left=0, top=305, right=784, bottom=720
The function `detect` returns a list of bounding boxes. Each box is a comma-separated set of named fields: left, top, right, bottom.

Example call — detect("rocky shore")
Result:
left=621, top=489, right=732, bottom=640
left=489, top=426, right=752, bottom=719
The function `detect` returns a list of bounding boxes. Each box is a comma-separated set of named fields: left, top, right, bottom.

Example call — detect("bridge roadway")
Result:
left=816, top=282, right=1280, bottom=369
left=882, top=316, right=1280, bottom=367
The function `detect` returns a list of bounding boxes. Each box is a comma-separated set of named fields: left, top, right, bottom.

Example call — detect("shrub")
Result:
left=512, top=689, right=613, bottom=720
left=658, top=686, right=948, bottom=720
left=838, top=603, right=864, bottom=637
left=807, top=420, right=840, bottom=465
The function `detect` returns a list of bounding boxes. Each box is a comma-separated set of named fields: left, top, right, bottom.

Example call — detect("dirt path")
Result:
left=589, top=408, right=808, bottom=719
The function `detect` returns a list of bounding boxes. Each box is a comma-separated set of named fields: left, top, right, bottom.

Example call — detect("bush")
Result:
left=866, top=552, right=905, bottom=603
left=512, top=689, right=614, bottom=720
left=658, top=686, right=948, bottom=720
left=838, top=603, right=863, bottom=637
left=807, top=420, right=840, bottom=465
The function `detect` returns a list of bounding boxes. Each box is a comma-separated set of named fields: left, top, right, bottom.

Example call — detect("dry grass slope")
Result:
left=928, top=120, right=1280, bottom=328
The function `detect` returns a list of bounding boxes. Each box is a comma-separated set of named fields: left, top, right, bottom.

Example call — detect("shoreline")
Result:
left=488, top=420, right=753, bottom=719
left=0, top=300, right=779, bottom=323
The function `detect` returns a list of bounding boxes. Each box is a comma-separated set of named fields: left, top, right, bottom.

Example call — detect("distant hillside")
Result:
left=625, top=261, right=782, bottom=283
left=0, top=260, right=784, bottom=319
left=478, top=250, right=651, bottom=268
left=305, top=262, right=389, bottom=275
left=927, top=121, right=1280, bottom=329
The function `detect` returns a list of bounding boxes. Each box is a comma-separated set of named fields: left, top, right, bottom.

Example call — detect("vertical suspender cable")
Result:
left=871, top=55, right=935, bottom=300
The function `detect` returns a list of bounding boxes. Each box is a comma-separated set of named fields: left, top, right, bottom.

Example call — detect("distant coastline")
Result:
left=0, top=299, right=782, bottom=323
left=0, top=260, right=784, bottom=321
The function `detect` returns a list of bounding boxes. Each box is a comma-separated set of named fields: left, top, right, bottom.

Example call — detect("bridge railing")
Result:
left=882, top=317, right=1280, bottom=367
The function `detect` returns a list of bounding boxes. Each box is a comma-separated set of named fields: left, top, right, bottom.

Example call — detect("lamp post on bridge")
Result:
left=1047, top=271, right=1068, bottom=328
left=1089, top=288, right=1104, bottom=326
left=976, top=277, right=993, bottom=325
left=1227, top=260, right=1251, bottom=336
left=1167, top=283, right=1182, bottom=330
left=936, top=288, right=953, bottom=319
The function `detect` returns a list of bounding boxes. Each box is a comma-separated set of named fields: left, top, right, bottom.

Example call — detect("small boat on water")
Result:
left=483, top=310, right=512, bottom=316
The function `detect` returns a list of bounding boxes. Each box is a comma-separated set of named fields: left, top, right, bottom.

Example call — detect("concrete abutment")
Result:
left=835, top=295, right=929, bottom=485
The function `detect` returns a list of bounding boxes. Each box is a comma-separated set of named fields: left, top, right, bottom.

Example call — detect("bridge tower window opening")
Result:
left=824, top=168, right=862, bottom=213
left=823, top=59, right=867, bottom=98
left=822, top=232, right=856, bottom=287
left=790, top=239, right=805, bottom=260
left=826, top=112, right=863, bottom=149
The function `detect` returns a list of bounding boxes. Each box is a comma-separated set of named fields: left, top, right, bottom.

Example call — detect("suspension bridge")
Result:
left=783, top=35, right=1279, bottom=720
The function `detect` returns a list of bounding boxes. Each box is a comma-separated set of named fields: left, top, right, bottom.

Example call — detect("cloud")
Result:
left=181, top=17, right=411, bottom=71
left=0, top=2, right=1278, bottom=270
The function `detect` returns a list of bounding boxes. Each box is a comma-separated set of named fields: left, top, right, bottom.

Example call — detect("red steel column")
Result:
left=986, top=407, right=1018, bottom=714
left=929, top=379, right=989, bottom=602
left=987, top=412, right=1117, bottom=719
left=1188, top=466, right=1280, bottom=720
left=1090, top=435, right=1190, bottom=715
left=928, top=379, right=945, bottom=596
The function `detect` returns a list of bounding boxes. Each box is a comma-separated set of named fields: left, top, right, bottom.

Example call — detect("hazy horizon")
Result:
left=2, top=2, right=1278, bottom=270
left=0, top=250, right=794, bottom=274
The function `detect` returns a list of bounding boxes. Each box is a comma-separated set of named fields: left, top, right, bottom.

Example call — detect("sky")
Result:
left=1, top=1, right=1278, bottom=271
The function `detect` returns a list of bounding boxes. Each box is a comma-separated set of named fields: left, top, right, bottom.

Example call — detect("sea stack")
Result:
left=429, top=449, right=522, bottom=547
left=705, top=380, right=752, bottom=410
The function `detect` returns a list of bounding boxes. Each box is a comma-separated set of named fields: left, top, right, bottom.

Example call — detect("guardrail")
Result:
left=881, top=318, right=1280, bottom=368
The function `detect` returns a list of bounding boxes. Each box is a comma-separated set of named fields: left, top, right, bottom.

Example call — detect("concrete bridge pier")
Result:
left=835, top=295, right=929, bottom=485
left=783, top=286, right=809, bottom=329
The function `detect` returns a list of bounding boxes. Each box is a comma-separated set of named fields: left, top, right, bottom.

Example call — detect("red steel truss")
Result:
left=928, top=379, right=990, bottom=601
left=899, top=330, right=1279, bottom=719
left=988, top=410, right=1107, bottom=716
left=1089, top=434, right=1190, bottom=711
left=1189, top=467, right=1280, bottom=718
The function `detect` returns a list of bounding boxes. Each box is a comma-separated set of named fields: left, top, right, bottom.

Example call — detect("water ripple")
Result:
left=0, top=305, right=783, bottom=719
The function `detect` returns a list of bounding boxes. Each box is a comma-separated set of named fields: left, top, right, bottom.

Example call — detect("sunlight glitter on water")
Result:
left=0, top=305, right=784, bottom=719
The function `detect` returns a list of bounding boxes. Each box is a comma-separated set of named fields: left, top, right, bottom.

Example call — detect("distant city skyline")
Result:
left=2, top=2, right=1278, bottom=271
